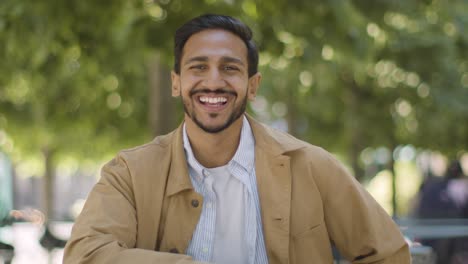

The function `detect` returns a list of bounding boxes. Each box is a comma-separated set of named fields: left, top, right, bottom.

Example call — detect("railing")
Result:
left=396, top=218, right=468, bottom=239
left=397, top=218, right=468, bottom=264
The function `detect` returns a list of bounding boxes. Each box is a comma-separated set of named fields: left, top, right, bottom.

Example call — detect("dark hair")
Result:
left=174, top=14, right=258, bottom=77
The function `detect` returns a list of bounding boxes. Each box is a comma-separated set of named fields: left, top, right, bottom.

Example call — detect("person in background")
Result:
left=415, top=160, right=468, bottom=264
left=63, top=14, right=410, bottom=264
left=0, top=152, right=14, bottom=264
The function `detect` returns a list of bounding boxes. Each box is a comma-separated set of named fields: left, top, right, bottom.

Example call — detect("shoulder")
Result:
left=105, top=130, right=177, bottom=173
left=121, top=131, right=175, bottom=157
left=255, top=121, right=349, bottom=177
left=259, top=124, right=361, bottom=205
left=257, top=122, right=336, bottom=164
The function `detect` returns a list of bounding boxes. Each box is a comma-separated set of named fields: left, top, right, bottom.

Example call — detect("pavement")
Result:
left=0, top=222, right=72, bottom=264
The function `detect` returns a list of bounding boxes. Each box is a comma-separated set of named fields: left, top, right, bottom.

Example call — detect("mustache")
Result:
left=189, top=88, right=237, bottom=97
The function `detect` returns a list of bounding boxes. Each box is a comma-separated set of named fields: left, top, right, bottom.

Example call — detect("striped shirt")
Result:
left=183, top=116, right=268, bottom=264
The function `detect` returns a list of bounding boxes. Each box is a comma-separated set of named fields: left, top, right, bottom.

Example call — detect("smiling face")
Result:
left=171, top=29, right=261, bottom=134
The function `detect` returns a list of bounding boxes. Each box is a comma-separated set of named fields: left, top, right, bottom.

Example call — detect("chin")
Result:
left=198, top=122, right=230, bottom=134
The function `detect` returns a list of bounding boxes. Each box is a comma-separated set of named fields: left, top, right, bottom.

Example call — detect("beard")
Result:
left=181, top=88, right=248, bottom=134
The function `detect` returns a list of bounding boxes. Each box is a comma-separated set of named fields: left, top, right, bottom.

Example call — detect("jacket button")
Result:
left=169, top=248, right=179, bottom=253
left=191, top=199, right=199, bottom=208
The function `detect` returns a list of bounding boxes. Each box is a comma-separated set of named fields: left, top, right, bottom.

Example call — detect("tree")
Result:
left=1, top=0, right=467, bottom=220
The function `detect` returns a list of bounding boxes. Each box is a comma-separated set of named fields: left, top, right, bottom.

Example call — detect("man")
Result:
left=64, top=14, right=410, bottom=263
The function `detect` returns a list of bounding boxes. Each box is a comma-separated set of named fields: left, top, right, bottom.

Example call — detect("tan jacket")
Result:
left=64, top=116, right=410, bottom=263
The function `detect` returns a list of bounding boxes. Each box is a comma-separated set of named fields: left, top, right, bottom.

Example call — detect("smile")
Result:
left=199, top=96, right=228, bottom=105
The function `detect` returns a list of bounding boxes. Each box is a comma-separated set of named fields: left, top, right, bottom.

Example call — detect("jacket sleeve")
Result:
left=316, top=151, right=411, bottom=263
left=63, top=155, right=206, bottom=264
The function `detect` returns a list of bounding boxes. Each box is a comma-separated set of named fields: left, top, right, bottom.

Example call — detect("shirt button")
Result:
left=206, top=202, right=212, bottom=209
left=202, top=247, right=209, bottom=253
left=191, top=199, right=199, bottom=208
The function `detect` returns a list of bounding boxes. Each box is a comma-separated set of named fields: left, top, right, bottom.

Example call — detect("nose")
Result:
left=202, top=68, right=226, bottom=89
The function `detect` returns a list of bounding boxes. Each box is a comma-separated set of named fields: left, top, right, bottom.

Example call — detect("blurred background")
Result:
left=0, top=0, right=467, bottom=263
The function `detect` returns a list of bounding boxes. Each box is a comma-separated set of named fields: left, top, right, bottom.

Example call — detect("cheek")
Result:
left=180, top=75, right=202, bottom=87
left=226, top=76, right=249, bottom=89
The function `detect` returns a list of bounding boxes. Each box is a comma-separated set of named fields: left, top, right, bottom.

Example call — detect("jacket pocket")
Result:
left=292, top=222, right=323, bottom=238
left=290, top=223, right=334, bottom=264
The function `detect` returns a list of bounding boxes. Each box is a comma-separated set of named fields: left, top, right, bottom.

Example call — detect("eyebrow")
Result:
left=184, top=56, right=208, bottom=65
left=220, top=56, right=245, bottom=66
left=184, top=56, right=245, bottom=66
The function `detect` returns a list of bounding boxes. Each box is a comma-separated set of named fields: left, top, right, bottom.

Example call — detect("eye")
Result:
left=190, top=64, right=207, bottom=70
left=223, top=65, right=239, bottom=71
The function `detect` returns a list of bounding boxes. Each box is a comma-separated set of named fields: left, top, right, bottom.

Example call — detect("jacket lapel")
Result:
left=248, top=116, right=303, bottom=264
left=256, top=150, right=292, bottom=264
left=158, top=125, right=203, bottom=254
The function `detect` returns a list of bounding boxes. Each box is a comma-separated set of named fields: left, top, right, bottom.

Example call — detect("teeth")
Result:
left=200, top=97, right=227, bottom=104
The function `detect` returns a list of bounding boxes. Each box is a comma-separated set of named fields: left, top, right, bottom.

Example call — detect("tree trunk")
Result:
left=286, top=81, right=298, bottom=137
left=349, top=131, right=365, bottom=182
left=344, top=75, right=365, bottom=181
left=389, top=154, right=397, bottom=217
left=147, top=53, right=176, bottom=137
left=388, top=138, right=398, bottom=217
left=42, top=147, right=55, bottom=222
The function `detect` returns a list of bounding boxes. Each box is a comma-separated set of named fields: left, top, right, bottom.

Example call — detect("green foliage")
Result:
left=0, top=0, right=151, bottom=159
left=0, top=0, right=467, bottom=172
left=252, top=0, right=468, bottom=168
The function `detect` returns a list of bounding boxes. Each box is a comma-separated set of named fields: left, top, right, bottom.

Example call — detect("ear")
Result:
left=171, top=71, right=181, bottom=97
left=247, top=72, right=262, bottom=101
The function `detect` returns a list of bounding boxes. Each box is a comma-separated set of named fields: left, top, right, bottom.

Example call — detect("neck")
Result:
left=185, top=116, right=244, bottom=168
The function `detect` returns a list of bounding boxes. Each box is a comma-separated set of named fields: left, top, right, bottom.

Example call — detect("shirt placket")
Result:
left=201, top=170, right=216, bottom=261
left=250, top=171, right=268, bottom=264
left=230, top=164, right=257, bottom=264
left=186, top=167, right=217, bottom=262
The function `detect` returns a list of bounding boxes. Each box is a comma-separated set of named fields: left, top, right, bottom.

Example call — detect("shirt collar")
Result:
left=231, top=115, right=255, bottom=172
left=183, top=124, right=205, bottom=179
left=183, top=115, right=255, bottom=178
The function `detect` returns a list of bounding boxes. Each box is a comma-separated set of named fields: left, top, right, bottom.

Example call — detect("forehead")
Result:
left=181, top=29, right=248, bottom=63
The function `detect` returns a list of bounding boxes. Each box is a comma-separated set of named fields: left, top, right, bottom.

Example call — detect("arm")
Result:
left=63, top=155, right=205, bottom=264
left=316, top=152, right=411, bottom=263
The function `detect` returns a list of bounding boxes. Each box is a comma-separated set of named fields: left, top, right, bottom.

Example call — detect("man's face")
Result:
left=171, top=29, right=261, bottom=133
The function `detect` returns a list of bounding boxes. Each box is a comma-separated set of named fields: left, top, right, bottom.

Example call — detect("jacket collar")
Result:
left=165, top=123, right=194, bottom=196
left=182, top=116, right=256, bottom=180
left=164, top=114, right=305, bottom=197
left=246, top=114, right=305, bottom=155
